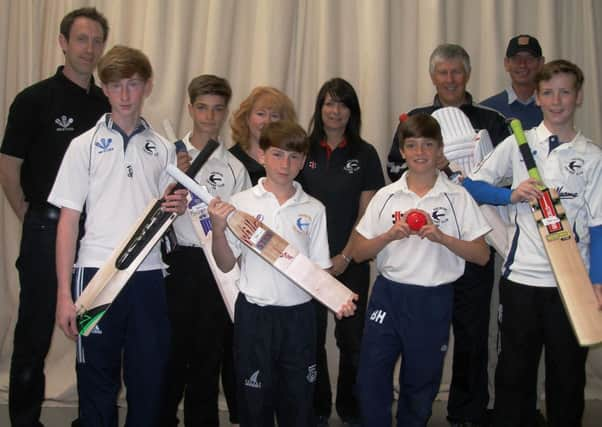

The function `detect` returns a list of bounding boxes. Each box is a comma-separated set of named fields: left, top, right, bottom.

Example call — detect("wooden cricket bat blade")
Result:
left=510, top=119, right=602, bottom=346
left=74, top=140, right=219, bottom=335
left=166, top=164, right=355, bottom=314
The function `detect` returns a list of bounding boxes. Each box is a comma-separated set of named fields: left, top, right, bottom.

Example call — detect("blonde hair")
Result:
left=230, top=86, right=297, bottom=151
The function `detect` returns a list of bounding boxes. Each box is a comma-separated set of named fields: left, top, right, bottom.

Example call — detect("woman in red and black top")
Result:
left=298, top=77, right=384, bottom=426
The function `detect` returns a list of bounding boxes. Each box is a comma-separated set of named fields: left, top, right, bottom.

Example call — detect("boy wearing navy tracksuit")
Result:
left=352, top=114, right=491, bottom=426
left=209, top=120, right=356, bottom=426
left=51, top=45, right=187, bottom=426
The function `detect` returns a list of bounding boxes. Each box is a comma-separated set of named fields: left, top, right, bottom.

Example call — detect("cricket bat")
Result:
left=511, top=119, right=602, bottom=346
left=165, top=164, right=356, bottom=314
left=163, top=119, right=239, bottom=320
left=74, top=139, right=219, bottom=335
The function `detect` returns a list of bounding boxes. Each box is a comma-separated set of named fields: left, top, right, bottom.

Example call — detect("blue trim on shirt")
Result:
left=463, top=177, right=512, bottom=205
left=590, top=225, right=602, bottom=284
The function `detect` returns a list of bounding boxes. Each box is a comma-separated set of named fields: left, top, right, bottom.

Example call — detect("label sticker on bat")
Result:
left=250, top=228, right=274, bottom=251
left=541, top=216, right=560, bottom=227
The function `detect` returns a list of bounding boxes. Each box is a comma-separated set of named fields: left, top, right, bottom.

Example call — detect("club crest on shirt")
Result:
left=144, top=140, right=158, bottom=156
left=294, top=214, right=311, bottom=234
left=206, top=172, right=224, bottom=189
left=431, top=207, right=448, bottom=225
left=95, top=137, right=114, bottom=153
left=392, top=211, right=403, bottom=224
left=343, top=159, right=360, bottom=174
left=565, top=158, right=584, bottom=175
left=55, top=115, right=74, bottom=131
left=307, top=160, right=317, bottom=169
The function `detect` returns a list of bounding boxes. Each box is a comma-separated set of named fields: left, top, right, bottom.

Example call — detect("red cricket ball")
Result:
left=406, top=211, right=427, bottom=231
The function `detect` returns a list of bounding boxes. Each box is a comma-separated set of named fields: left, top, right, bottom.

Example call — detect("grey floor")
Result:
left=2, top=400, right=602, bottom=426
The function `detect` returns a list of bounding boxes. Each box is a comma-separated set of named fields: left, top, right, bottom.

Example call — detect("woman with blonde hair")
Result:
left=230, top=86, right=297, bottom=184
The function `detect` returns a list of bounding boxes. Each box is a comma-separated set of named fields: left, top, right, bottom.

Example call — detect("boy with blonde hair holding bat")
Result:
left=50, top=45, right=187, bottom=426
left=209, top=120, right=356, bottom=426
left=464, top=59, right=602, bottom=426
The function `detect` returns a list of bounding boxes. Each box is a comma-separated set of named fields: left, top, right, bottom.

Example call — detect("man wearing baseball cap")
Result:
left=481, top=34, right=545, bottom=130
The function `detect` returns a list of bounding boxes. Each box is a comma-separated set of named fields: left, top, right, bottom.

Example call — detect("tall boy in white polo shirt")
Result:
left=50, top=45, right=187, bottom=427
left=352, top=114, right=491, bottom=427
left=208, top=120, right=356, bottom=426
left=465, top=59, right=602, bottom=426
left=162, top=74, right=250, bottom=426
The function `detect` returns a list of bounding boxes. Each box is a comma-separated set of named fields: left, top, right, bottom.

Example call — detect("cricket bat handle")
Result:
left=167, top=164, right=215, bottom=205
left=510, top=119, right=544, bottom=188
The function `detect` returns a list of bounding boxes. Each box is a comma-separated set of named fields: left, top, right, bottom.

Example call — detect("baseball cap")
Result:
left=506, top=35, right=542, bottom=57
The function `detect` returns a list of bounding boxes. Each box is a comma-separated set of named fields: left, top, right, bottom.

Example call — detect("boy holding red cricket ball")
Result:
left=350, top=113, right=491, bottom=426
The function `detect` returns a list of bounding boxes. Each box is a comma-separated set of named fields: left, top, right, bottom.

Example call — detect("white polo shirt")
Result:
left=48, top=114, right=175, bottom=270
left=470, top=122, right=602, bottom=287
left=173, top=132, right=251, bottom=247
left=226, top=179, right=332, bottom=306
left=356, top=172, right=490, bottom=286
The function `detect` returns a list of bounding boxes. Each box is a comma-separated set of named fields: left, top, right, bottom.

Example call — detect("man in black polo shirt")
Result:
left=386, top=44, right=509, bottom=427
left=0, top=7, right=109, bottom=426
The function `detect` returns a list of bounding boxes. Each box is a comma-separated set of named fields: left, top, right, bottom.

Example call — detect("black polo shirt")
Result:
left=229, top=143, right=266, bottom=186
left=1, top=66, right=110, bottom=204
left=386, top=93, right=510, bottom=181
left=298, top=139, right=384, bottom=255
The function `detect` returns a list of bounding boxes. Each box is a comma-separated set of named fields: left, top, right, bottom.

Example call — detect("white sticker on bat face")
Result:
left=541, top=216, right=560, bottom=226
left=249, top=227, right=266, bottom=246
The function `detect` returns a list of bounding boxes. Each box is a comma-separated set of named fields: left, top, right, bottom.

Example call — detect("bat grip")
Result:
left=168, top=139, right=219, bottom=195
left=166, top=164, right=215, bottom=204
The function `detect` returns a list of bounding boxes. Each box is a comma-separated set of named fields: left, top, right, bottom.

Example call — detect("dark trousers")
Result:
left=9, top=211, right=58, bottom=427
left=161, top=247, right=232, bottom=427
left=447, top=255, right=494, bottom=424
left=234, top=294, right=316, bottom=427
left=314, top=261, right=369, bottom=421
left=75, top=268, right=170, bottom=427
left=493, top=279, right=588, bottom=427
left=357, top=276, right=453, bottom=427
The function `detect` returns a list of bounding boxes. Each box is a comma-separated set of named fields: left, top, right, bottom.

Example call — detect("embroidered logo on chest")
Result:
left=308, top=160, right=317, bottom=169
left=55, top=115, right=74, bottom=131
left=565, top=158, right=584, bottom=175
left=206, top=172, right=224, bottom=189
left=431, top=207, right=448, bottom=225
left=95, top=137, right=114, bottom=153
left=343, top=159, right=360, bottom=174
left=294, top=214, right=311, bottom=234
left=144, top=140, right=158, bottom=156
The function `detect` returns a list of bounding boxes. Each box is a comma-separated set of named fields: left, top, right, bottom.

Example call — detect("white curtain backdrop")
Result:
left=1, top=0, right=601, bottom=406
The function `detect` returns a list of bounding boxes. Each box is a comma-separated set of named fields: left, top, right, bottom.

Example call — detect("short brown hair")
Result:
left=230, top=87, right=297, bottom=151
left=397, top=113, right=443, bottom=149
left=259, top=121, right=309, bottom=154
left=60, top=7, right=109, bottom=42
left=97, top=45, right=153, bottom=84
left=188, top=74, right=232, bottom=105
left=535, top=59, right=584, bottom=92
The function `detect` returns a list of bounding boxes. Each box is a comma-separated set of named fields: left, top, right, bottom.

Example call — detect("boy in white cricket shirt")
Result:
left=352, top=113, right=491, bottom=427
left=162, top=74, right=250, bottom=426
left=50, top=45, right=187, bottom=427
left=464, top=59, right=602, bottom=426
left=209, top=120, right=356, bottom=426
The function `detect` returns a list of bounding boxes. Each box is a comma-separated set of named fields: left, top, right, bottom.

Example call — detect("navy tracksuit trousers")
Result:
left=74, top=268, right=170, bottom=427
left=357, top=275, right=453, bottom=427
left=234, top=294, right=316, bottom=427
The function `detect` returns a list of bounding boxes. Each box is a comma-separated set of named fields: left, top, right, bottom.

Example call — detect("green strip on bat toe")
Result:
left=77, top=306, right=109, bottom=335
